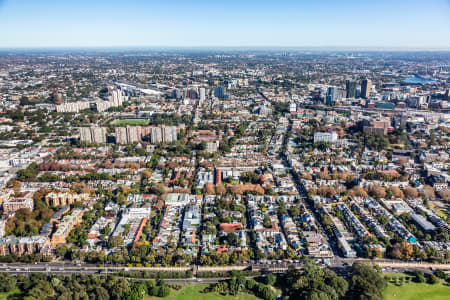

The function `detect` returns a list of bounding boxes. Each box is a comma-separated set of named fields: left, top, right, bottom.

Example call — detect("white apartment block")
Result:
left=56, top=101, right=90, bottom=113
left=314, top=132, right=338, bottom=144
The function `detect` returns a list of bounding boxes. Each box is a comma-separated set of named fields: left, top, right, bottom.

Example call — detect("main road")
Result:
left=0, top=258, right=449, bottom=277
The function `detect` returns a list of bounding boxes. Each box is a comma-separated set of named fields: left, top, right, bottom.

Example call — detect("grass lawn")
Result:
left=113, top=119, right=149, bottom=126
left=146, top=284, right=263, bottom=300
left=0, top=287, right=21, bottom=300
left=384, top=282, right=450, bottom=300
left=383, top=272, right=413, bottom=278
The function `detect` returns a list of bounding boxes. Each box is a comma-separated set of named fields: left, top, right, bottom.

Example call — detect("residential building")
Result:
left=3, top=193, right=34, bottom=213
left=45, top=192, right=90, bottom=207
left=79, top=126, right=107, bottom=144
left=314, top=132, right=338, bottom=143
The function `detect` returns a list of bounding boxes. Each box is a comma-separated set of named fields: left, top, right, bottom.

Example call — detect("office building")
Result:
left=361, top=79, right=372, bottom=99
left=186, top=88, right=198, bottom=99
left=346, top=80, right=357, bottom=98
left=214, top=86, right=225, bottom=98
left=326, top=87, right=338, bottom=103
left=172, top=89, right=182, bottom=99
left=199, top=88, right=206, bottom=101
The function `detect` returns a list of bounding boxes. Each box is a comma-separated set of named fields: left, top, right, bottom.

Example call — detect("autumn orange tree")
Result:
left=369, top=185, right=386, bottom=199
left=389, top=186, right=404, bottom=199
left=203, top=182, right=215, bottom=195
left=403, top=186, right=418, bottom=198
left=215, top=183, right=226, bottom=195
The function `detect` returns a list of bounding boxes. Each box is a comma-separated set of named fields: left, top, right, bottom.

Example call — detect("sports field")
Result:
left=113, top=119, right=149, bottom=126
left=384, top=282, right=450, bottom=300
left=146, top=284, right=262, bottom=300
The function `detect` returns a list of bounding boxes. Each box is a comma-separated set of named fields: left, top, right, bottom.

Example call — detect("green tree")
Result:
left=0, top=273, right=16, bottom=292
left=158, top=285, right=170, bottom=297
left=428, top=275, right=439, bottom=284
left=349, top=263, right=386, bottom=300
left=95, top=286, right=110, bottom=300
left=263, top=214, right=272, bottom=228
left=108, top=236, right=124, bottom=248
left=264, top=274, right=277, bottom=286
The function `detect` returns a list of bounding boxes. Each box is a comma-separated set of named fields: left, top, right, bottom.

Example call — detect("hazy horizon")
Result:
left=1, top=0, right=450, bottom=49
left=1, top=46, right=450, bottom=52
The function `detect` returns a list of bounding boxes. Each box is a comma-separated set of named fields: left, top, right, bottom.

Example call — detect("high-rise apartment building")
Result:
left=361, top=79, right=372, bottom=99
left=110, top=89, right=124, bottom=107
left=113, top=125, right=178, bottom=144
left=115, top=127, right=128, bottom=144
left=115, top=126, right=152, bottom=144
left=163, top=126, right=177, bottom=143
left=150, top=126, right=177, bottom=144
left=151, top=127, right=163, bottom=144
left=79, top=127, right=107, bottom=144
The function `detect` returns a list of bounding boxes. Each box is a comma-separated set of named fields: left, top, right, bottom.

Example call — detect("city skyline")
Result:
left=1, top=0, right=450, bottom=49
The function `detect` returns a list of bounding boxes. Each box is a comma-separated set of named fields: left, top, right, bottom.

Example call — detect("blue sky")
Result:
left=0, top=0, right=449, bottom=48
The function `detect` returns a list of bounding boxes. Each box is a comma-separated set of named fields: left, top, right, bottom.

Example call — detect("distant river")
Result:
left=403, top=76, right=436, bottom=84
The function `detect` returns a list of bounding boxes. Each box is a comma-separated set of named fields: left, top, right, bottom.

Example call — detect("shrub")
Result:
left=428, top=275, right=439, bottom=284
